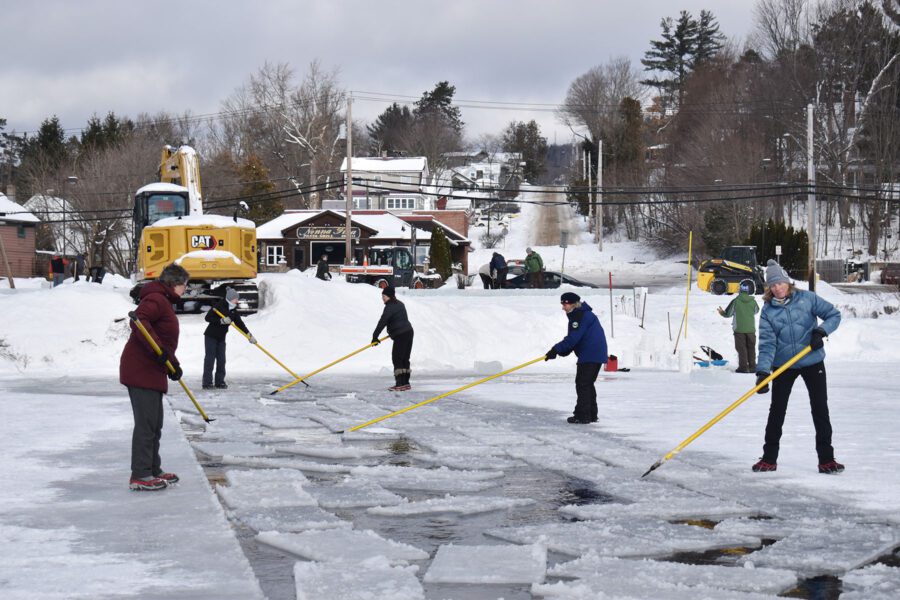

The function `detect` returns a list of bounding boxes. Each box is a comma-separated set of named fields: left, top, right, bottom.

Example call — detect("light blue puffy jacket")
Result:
left=757, top=289, right=841, bottom=373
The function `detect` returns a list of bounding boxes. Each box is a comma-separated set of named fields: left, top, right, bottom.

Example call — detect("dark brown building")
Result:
left=257, top=209, right=470, bottom=273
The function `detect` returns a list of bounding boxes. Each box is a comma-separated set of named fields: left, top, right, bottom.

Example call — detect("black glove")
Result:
left=545, top=348, right=558, bottom=361
left=167, top=363, right=183, bottom=381
left=810, top=328, right=826, bottom=351
left=371, top=337, right=380, bottom=346
left=154, top=348, right=169, bottom=365
left=755, top=372, right=770, bottom=394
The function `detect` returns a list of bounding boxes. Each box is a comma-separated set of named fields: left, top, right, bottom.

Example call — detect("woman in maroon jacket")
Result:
left=120, top=263, right=189, bottom=491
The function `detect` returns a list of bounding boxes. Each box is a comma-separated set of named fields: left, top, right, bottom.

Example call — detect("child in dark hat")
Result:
left=371, top=285, right=414, bottom=391
left=202, top=287, right=255, bottom=389
left=545, top=292, right=608, bottom=424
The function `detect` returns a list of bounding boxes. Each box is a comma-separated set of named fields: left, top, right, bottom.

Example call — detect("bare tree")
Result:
left=213, top=61, right=347, bottom=209
left=558, top=57, right=645, bottom=145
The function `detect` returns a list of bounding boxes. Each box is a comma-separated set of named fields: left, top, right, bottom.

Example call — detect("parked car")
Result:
left=504, top=270, right=599, bottom=289
left=881, top=263, right=900, bottom=286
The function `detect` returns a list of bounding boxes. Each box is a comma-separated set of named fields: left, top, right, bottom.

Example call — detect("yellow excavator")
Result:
left=130, top=145, right=259, bottom=313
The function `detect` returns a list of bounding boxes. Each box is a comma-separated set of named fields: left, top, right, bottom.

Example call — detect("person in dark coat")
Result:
left=371, top=285, right=414, bottom=391
left=752, top=260, right=843, bottom=474
left=119, top=263, right=189, bottom=491
left=316, top=254, right=332, bottom=281
left=545, top=292, right=608, bottom=424
left=50, top=255, right=67, bottom=286
left=203, top=287, right=255, bottom=389
left=489, top=252, right=508, bottom=289
left=73, top=253, right=85, bottom=281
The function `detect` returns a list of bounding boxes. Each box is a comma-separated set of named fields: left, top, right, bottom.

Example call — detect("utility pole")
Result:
left=596, top=139, right=603, bottom=251
left=586, top=148, right=593, bottom=235
left=345, top=94, right=353, bottom=265
left=807, top=103, right=816, bottom=292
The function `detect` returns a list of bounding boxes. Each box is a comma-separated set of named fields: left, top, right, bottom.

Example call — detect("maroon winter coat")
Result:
left=119, top=281, right=181, bottom=393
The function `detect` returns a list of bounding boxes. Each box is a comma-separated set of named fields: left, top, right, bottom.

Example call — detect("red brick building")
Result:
left=0, top=194, right=39, bottom=279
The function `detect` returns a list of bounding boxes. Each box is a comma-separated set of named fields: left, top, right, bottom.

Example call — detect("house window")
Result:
left=266, top=245, right=285, bottom=266
left=17, top=225, right=26, bottom=238
left=400, top=175, right=411, bottom=184
left=386, top=197, right=416, bottom=209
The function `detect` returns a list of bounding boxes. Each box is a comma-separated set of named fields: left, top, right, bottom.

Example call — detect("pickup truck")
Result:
left=340, top=246, right=432, bottom=289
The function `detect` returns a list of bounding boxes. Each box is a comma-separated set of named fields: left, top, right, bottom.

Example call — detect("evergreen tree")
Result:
left=367, top=103, right=413, bottom=156
left=428, top=226, right=452, bottom=280
left=80, top=112, right=134, bottom=153
left=22, top=116, right=69, bottom=170
left=500, top=120, right=548, bottom=182
left=237, top=154, right=282, bottom=225
left=694, top=10, right=725, bottom=64
left=641, top=10, right=724, bottom=108
left=414, top=81, right=463, bottom=134
left=611, top=97, right=643, bottom=165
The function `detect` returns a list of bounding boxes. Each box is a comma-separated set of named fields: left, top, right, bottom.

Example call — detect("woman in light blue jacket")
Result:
left=752, top=260, right=843, bottom=474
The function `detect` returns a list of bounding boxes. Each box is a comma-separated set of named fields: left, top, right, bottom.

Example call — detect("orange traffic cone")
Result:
left=363, top=253, right=369, bottom=267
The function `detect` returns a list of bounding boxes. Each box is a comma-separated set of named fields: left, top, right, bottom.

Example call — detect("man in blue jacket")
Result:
left=753, top=260, right=843, bottom=474
left=545, top=292, right=608, bottom=424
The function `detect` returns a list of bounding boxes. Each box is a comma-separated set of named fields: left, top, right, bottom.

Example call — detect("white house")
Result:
left=339, top=156, right=432, bottom=211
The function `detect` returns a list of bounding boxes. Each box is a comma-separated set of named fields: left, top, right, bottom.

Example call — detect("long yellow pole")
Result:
left=212, top=307, right=307, bottom=387
left=270, top=336, right=390, bottom=395
left=642, top=346, right=813, bottom=477
left=684, top=230, right=692, bottom=339
left=128, top=312, right=213, bottom=423
left=341, top=356, right=547, bottom=433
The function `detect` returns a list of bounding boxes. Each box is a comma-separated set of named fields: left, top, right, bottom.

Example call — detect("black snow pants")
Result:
left=203, top=335, right=227, bottom=386
left=128, top=386, right=164, bottom=479
left=574, top=362, right=602, bottom=422
left=762, top=361, right=834, bottom=464
left=391, top=330, right=414, bottom=385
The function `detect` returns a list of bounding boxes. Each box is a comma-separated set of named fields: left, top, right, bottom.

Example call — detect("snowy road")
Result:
left=161, top=366, right=899, bottom=599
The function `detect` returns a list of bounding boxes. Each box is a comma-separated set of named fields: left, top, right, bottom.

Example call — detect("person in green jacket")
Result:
left=717, top=281, right=760, bottom=373
left=525, top=247, right=544, bottom=288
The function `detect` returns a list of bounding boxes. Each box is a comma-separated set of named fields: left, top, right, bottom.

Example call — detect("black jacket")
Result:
left=373, top=298, right=413, bottom=339
left=316, top=259, right=331, bottom=280
left=204, top=299, right=249, bottom=341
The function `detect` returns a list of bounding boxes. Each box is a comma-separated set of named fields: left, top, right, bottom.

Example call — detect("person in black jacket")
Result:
left=371, top=285, right=414, bottom=391
left=203, top=287, right=255, bottom=389
left=490, top=252, right=508, bottom=289
left=316, top=254, right=331, bottom=280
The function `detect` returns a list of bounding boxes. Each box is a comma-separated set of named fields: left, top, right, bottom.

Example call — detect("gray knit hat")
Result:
left=225, top=287, right=239, bottom=303
left=764, top=259, right=791, bottom=286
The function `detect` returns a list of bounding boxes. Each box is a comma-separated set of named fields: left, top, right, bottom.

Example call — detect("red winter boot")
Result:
left=818, top=460, right=845, bottom=474
left=751, top=459, right=777, bottom=472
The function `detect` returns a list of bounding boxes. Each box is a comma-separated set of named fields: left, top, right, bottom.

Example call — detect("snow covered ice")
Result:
left=3, top=201, right=900, bottom=598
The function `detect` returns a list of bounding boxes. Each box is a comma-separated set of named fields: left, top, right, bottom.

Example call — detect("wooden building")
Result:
left=257, top=209, right=470, bottom=273
left=0, top=194, right=40, bottom=279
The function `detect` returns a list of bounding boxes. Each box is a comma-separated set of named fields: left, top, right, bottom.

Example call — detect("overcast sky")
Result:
left=3, top=0, right=758, bottom=146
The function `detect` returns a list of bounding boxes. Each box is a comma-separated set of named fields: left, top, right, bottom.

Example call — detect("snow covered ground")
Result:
left=2, top=199, right=900, bottom=598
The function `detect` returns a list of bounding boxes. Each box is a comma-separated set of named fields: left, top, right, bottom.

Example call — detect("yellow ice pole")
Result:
left=341, top=356, right=547, bottom=433
left=684, top=230, right=693, bottom=339
left=128, top=312, right=213, bottom=423
left=642, top=346, right=813, bottom=477
left=212, top=307, right=307, bottom=387
left=270, top=336, right=390, bottom=395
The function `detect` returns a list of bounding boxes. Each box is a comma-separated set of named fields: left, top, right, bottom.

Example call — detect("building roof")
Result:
left=257, top=209, right=470, bottom=245
left=0, top=193, right=40, bottom=224
left=340, top=156, right=428, bottom=175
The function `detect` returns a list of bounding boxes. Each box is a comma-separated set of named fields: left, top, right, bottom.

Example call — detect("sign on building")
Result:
left=296, top=226, right=360, bottom=240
